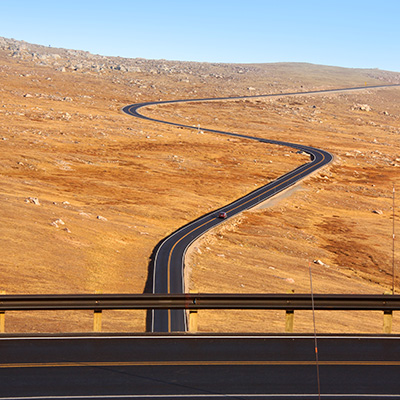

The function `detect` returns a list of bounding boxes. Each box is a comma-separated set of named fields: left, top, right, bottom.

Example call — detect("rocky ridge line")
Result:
left=1, top=36, right=400, bottom=85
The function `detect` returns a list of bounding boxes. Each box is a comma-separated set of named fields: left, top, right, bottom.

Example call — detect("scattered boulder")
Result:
left=313, top=259, right=330, bottom=268
left=25, top=197, right=40, bottom=205
left=352, top=104, right=371, bottom=112
left=97, top=215, right=107, bottom=221
left=62, top=112, right=71, bottom=121
left=372, top=209, right=383, bottom=215
left=51, top=219, right=66, bottom=228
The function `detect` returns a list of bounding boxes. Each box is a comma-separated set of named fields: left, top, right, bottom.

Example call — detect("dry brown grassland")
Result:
left=0, top=42, right=400, bottom=333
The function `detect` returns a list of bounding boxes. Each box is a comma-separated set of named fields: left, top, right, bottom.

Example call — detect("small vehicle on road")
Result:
left=218, top=212, right=227, bottom=219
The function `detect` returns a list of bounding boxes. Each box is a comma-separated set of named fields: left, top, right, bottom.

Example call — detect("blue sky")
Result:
left=0, top=0, right=399, bottom=72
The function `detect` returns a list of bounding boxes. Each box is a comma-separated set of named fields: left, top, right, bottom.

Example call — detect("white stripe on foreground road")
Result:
left=1, top=394, right=400, bottom=399
left=1, top=335, right=400, bottom=341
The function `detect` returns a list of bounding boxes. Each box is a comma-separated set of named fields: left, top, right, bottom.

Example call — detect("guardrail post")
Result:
left=285, top=310, right=294, bottom=333
left=94, top=310, right=102, bottom=332
left=93, top=291, right=102, bottom=332
left=189, top=290, right=198, bottom=332
left=383, top=310, right=393, bottom=334
left=383, top=291, right=393, bottom=334
left=285, top=289, right=295, bottom=333
left=0, top=290, right=5, bottom=333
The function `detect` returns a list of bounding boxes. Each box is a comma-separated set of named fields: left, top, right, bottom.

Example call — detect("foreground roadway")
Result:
left=122, top=84, right=399, bottom=332
left=1, top=334, right=400, bottom=399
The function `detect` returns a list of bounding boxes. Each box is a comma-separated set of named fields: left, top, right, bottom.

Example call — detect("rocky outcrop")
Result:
left=0, top=36, right=255, bottom=80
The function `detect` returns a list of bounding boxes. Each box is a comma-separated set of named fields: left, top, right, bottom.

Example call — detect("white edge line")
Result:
left=1, top=335, right=400, bottom=341
left=1, top=393, right=400, bottom=399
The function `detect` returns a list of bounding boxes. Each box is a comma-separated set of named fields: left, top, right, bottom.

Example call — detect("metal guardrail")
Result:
left=0, top=293, right=399, bottom=311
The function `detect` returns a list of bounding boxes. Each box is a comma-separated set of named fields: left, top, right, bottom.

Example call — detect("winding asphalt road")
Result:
left=122, top=84, right=399, bottom=332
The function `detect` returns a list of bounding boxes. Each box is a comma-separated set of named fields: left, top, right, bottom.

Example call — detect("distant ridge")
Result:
left=1, top=36, right=399, bottom=85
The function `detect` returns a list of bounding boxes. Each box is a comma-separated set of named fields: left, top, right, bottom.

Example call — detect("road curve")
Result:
left=122, top=84, right=399, bottom=332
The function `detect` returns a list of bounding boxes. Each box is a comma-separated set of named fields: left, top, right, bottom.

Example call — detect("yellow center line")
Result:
left=227, top=151, right=326, bottom=214
left=141, top=94, right=329, bottom=333
left=1, top=360, right=399, bottom=369
left=166, top=218, right=216, bottom=332
left=165, top=150, right=327, bottom=332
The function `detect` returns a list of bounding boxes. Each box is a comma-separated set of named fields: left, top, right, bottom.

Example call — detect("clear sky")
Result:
left=1, top=0, right=399, bottom=72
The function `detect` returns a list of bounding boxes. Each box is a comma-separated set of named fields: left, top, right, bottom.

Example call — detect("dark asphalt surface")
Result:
left=1, top=334, right=400, bottom=399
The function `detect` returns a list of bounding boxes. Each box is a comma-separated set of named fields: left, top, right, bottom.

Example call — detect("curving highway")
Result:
left=122, top=84, right=399, bottom=332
